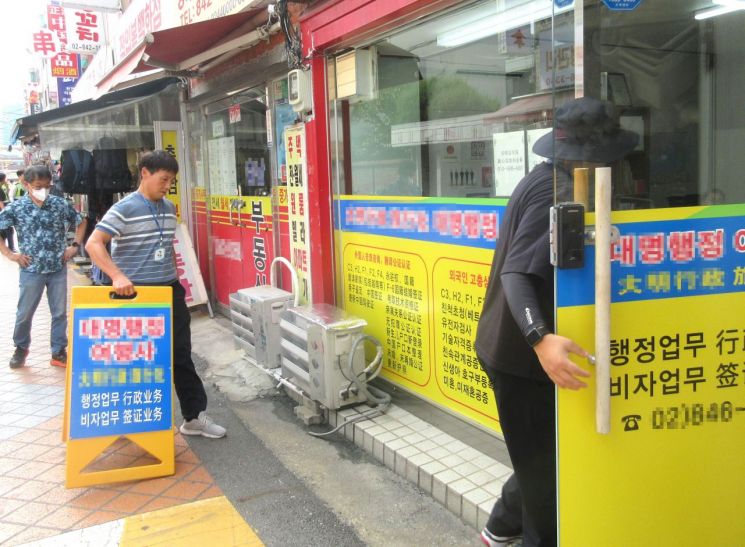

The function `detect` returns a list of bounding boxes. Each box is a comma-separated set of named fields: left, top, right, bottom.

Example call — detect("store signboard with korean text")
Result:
left=336, top=196, right=506, bottom=432
left=154, top=123, right=183, bottom=220
left=556, top=206, right=745, bottom=544
left=65, top=287, right=174, bottom=488
left=286, top=125, right=312, bottom=303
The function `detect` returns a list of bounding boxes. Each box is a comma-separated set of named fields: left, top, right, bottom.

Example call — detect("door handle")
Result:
left=594, top=167, right=612, bottom=434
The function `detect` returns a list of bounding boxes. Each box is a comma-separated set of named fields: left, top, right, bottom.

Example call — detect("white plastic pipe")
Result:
left=270, top=256, right=301, bottom=307
left=595, top=167, right=612, bottom=434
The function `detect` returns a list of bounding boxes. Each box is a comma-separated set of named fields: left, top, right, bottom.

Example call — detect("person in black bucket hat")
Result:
left=533, top=96, right=639, bottom=163
left=475, top=97, right=638, bottom=547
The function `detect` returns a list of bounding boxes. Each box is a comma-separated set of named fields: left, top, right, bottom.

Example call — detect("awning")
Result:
left=95, top=9, right=271, bottom=97
left=11, top=77, right=180, bottom=143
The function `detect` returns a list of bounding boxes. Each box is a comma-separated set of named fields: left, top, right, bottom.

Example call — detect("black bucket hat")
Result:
left=532, top=97, right=639, bottom=163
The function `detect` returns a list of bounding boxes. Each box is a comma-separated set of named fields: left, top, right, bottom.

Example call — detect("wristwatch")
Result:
left=70, top=242, right=80, bottom=248
left=525, top=325, right=551, bottom=347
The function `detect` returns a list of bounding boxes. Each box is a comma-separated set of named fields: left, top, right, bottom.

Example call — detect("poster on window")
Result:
left=336, top=196, right=506, bottom=433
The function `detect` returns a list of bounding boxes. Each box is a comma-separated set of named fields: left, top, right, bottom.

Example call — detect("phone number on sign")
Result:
left=651, top=401, right=743, bottom=430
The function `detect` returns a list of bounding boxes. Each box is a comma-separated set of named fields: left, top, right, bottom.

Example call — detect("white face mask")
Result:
left=31, top=188, right=49, bottom=202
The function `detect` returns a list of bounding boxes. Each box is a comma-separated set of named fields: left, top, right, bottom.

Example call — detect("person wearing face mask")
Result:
left=0, top=165, right=87, bottom=369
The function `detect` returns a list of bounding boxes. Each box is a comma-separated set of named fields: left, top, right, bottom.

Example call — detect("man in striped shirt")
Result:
left=86, top=150, right=226, bottom=439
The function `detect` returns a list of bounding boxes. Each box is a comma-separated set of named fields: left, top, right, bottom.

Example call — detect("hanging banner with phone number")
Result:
left=556, top=205, right=745, bottom=545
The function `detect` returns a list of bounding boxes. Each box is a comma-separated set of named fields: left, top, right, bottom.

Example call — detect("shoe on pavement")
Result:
left=481, top=527, right=522, bottom=547
left=9, top=347, right=29, bottom=369
left=180, top=411, right=226, bottom=439
left=50, top=348, right=67, bottom=368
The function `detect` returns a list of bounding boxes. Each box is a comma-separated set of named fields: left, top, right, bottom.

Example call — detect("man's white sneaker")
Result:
left=480, top=527, right=522, bottom=547
left=179, top=411, right=226, bottom=439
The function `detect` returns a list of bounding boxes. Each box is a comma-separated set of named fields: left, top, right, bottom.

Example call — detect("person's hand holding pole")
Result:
left=534, top=334, right=591, bottom=390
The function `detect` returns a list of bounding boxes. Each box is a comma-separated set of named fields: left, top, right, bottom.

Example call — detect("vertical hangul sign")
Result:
left=556, top=207, right=745, bottom=544
left=285, top=124, right=312, bottom=303
left=65, top=287, right=174, bottom=488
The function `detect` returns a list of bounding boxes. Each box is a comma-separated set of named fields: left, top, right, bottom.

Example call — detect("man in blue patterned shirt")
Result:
left=0, top=165, right=87, bottom=369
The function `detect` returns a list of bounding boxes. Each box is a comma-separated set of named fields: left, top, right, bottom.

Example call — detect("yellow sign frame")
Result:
left=64, top=286, right=175, bottom=488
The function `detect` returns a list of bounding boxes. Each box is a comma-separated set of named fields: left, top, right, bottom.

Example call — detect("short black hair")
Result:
left=0, top=173, right=6, bottom=182
left=24, top=165, right=52, bottom=183
left=16, top=169, right=24, bottom=177
left=138, top=150, right=179, bottom=175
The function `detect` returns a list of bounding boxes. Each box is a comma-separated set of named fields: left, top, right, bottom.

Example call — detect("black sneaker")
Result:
left=50, top=348, right=67, bottom=368
left=9, top=347, right=29, bottom=369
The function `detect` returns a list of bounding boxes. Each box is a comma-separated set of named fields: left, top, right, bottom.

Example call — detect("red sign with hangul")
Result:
left=50, top=52, right=80, bottom=78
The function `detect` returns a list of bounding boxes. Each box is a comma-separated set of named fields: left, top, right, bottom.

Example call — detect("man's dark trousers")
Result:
left=483, top=367, right=557, bottom=547
left=169, top=280, right=208, bottom=421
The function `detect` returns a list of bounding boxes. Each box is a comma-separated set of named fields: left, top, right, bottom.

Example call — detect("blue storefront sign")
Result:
left=57, top=77, right=78, bottom=107
left=602, top=0, right=642, bottom=10
left=69, top=305, right=172, bottom=440
left=555, top=0, right=574, bottom=8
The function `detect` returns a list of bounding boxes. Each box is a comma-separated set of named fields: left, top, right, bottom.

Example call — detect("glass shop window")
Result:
left=329, top=0, right=568, bottom=199
left=582, top=0, right=745, bottom=208
left=205, top=86, right=271, bottom=197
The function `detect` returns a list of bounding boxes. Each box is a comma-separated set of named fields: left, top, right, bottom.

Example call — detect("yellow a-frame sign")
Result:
left=64, top=286, right=175, bottom=488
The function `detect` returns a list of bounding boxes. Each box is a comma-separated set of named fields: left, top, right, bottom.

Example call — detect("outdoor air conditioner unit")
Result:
left=228, top=258, right=299, bottom=369
left=279, top=304, right=369, bottom=410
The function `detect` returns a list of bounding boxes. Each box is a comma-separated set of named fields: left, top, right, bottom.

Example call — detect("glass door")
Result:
left=553, top=2, right=745, bottom=544
left=205, top=86, right=276, bottom=305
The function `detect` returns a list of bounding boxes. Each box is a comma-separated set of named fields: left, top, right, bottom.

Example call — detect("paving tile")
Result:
left=6, top=460, right=56, bottom=480
left=69, top=487, right=121, bottom=509
left=0, top=458, right=25, bottom=476
left=36, top=417, right=63, bottom=431
left=136, top=496, right=184, bottom=516
left=0, top=524, right=60, bottom=546
left=175, top=449, right=202, bottom=465
left=35, top=446, right=67, bottom=464
left=0, top=477, right=26, bottom=497
left=32, top=464, right=66, bottom=484
left=0, top=440, right=24, bottom=457
left=4, top=479, right=56, bottom=501
left=185, top=465, right=215, bottom=484
left=32, top=406, right=64, bottom=418
left=101, top=491, right=152, bottom=513
left=68, top=509, right=126, bottom=531
left=7, top=442, right=53, bottom=461
left=161, top=480, right=210, bottom=501
left=39, top=484, right=85, bottom=505
left=2, top=500, right=58, bottom=526
left=0, top=498, right=27, bottom=520
left=198, top=485, right=223, bottom=500
left=174, top=461, right=197, bottom=478
left=0, top=426, right=25, bottom=440
left=35, top=505, right=92, bottom=529
left=128, top=476, right=178, bottom=496
left=0, top=522, right=25, bottom=545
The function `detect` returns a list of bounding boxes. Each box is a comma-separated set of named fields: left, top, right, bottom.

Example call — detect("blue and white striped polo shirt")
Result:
left=95, top=192, right=177, bottom=284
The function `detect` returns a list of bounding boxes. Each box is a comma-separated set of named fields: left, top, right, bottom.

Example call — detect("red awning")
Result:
left=95, top=9, right=265, bottom=97
left=134, top=9, right=264, bottom=73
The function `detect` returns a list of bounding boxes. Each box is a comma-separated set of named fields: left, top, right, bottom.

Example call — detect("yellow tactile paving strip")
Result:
left=121, top=496, right=263, bottom=546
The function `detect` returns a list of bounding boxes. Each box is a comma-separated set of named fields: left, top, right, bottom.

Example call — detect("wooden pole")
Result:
left=595, top=167, right=611, bottom=434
